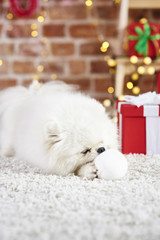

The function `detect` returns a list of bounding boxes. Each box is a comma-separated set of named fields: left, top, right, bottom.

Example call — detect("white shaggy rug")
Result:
left=0, top=154, right=160, bottom=240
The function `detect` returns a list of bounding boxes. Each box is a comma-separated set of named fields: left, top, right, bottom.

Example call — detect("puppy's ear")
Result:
left=44, top=121, right=61, bottom=145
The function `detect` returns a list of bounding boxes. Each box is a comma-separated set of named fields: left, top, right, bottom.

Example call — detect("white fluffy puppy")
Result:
left=0, top=81, right=118, bottom=179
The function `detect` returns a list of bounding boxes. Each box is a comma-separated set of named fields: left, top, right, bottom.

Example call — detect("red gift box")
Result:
left=128, top=22, right=160, bottom=58
left=117, top=101, right=160, bottom=154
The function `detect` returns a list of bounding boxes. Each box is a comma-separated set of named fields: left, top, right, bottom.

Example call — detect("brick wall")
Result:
left=0, top=0, right=159, bottom=102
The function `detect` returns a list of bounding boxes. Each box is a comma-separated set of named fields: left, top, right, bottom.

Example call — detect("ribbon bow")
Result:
left=128, top=23, right=160, bottom=57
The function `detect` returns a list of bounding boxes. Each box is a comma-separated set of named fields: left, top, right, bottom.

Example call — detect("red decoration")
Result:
left=156, top=72, right=160, bottom=94
left=128, top=22, right=160, bottom=58
left=9, top=0, right=38, bottom=18
left=117, top=102, right=160, bottom=154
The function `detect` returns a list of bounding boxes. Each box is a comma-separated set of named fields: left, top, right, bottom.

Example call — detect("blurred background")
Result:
left=0, top=0, right=160, bottom=110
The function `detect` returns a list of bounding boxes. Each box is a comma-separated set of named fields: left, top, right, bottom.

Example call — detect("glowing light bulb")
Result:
left=126, top=81, right=133, bottom=89
left=131, top=73, right=139, bottom=81
left=108, top=59, right=117, bottom=67
left=32, top=74, right=39, bottom=81
left=102, top=41, right=109, bottom=49
left=31, top=30, right=38, bottom=37
left=114, top=0, right=121, bottom=5
left=137, top=66, right=145, bottom=75
left=143, top=57, right=152, bottom=65
left=32, top=80, right=41, bottom=89
left=130, top=55, right=138, bottom=64
left=100, top=46, right=107, bottom=53
left=132, top=86, right=140, bottom=95
left=85, top=0, right=93, bottom=7
left=31, top=24, right=38, bottom=30
left=0, top=59, right=3, bottom=66
left=118, top=95, right=124, bottom=101
left=147, top=66, right=155, bottom=75
left=37, top=16, right=45, bottom=23
left=7, top=13, right=13, bottom=20
left=104, top=55, right=110, bottom=62
left=112, top=116, right=118, bottom=123
left=108, top=87, right=114, bottom=94
left=37, top=65, right=44, bottom=72
left=139, top=18, right=148, bottom=24
left=103, top=99, right=111, bottom=107
left=51, top=74, right=57, bottom=80
left=100, top=41, right=109, bottom=53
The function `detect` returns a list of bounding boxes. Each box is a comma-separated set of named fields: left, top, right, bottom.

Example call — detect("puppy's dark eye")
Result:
left=81, top=148, right=91, bottom=154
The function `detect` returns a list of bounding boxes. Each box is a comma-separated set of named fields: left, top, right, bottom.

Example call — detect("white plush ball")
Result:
left=94, top=149, right=128, bottom=180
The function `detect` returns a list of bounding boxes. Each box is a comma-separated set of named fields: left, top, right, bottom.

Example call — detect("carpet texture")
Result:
left=0, top=154, right=160, bottom=240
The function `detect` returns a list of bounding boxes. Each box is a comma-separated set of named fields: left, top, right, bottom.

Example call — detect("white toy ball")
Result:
left=94, top=149, right=128, bottom=180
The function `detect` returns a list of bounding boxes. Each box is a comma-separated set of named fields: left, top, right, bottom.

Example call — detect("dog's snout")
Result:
left=97, top=147, right=105, bottom=154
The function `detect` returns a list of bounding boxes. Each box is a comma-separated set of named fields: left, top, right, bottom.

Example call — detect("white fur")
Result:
left=0, top=81, right=118, bottom=179
left=94, top=149, right=128, bottom=179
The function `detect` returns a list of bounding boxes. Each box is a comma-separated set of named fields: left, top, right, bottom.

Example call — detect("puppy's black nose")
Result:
left=97, top=147, right=105, bottom=154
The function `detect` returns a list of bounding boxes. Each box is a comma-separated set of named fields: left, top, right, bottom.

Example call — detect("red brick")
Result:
left=0, top=43, right=14, bottom=55
left=49, top=5, right=86, bottom=20
left=69, top=60, right=86, bottom=75
left=19, top=43, right=44, bottom=57
left=22, top=79, right=33, bottom=87
left=40, top=61, right=64, bottom=73
left=91, top=60, right=109, bottom=73
left=94, top=77, right=113, bottom=92
left=0, top=61, right=9, bottom=74
left=51, top=43, right=74, bottom=56
left=69, top=24, right=97, bottom=38
left=43, top=24, right=65, bottom=37
left=80, top=42, right=102, bottom=55
left=139, top=76, right=155, bottom=93
left=0, top=79, right=17, bottom=90
left=151, top=10, right=160, bottom=19
left=80, top=41, right=112, bottom=56
left=129, top=9, right=150, bottom=22
left=94, top=6, right=119, bottom=19
left=63, top=78, right=90, bottom=91
left=6, top=25, right=31, bottom=38
left=104, top=24, right=118, bottom=37
left=0, top=24, right=2, bottom=36
left=13, top=61, right=36, bottom=73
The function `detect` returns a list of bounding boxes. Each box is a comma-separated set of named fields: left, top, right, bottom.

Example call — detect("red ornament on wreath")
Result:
left=9, top=0, right=38, bottom=18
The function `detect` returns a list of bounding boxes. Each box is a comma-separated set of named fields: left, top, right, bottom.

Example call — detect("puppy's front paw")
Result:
left=76, top=162, right=97, bottom=180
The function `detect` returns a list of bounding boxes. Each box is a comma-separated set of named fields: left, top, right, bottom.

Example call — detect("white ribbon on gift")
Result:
left=143, top=105, right=160, bottom=155
left=118, top=93, right=160, bottom=155
left=124, top=92, right=160, bottom=107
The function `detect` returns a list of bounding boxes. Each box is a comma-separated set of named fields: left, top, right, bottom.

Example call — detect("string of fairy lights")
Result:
left=0, top=0, right=157, bottom=103
left=85, top=0, right=115, bottom=108
left=0, top=0, right=56, bottom=88
left=85, top=0, right=158, bottom=108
